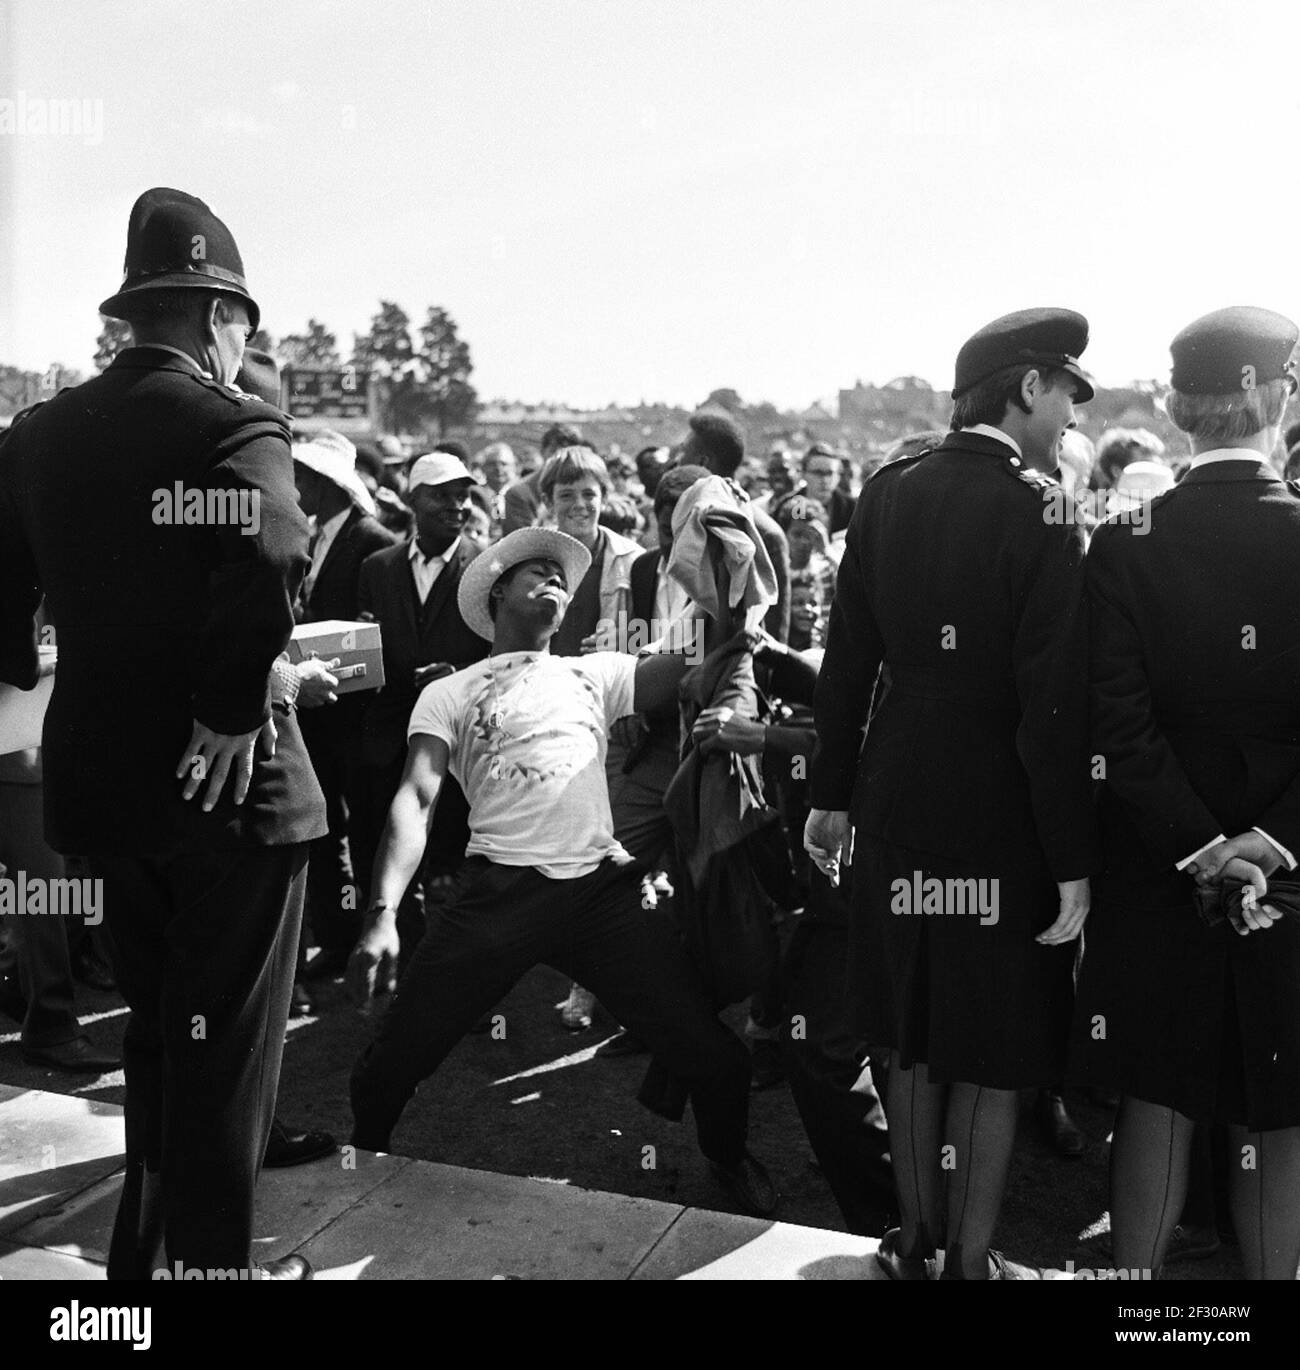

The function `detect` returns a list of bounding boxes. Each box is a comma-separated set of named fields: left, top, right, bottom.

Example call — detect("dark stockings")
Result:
left=1226, top=1124, right=1300, bottom=1280
left=1110, top=1096, right=1195, bottom=1277
left=886, top=1052, right=1020, bottom=1277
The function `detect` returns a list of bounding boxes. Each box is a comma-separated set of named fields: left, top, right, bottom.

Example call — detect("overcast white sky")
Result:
left=2, top=0, right=1297, bottom=408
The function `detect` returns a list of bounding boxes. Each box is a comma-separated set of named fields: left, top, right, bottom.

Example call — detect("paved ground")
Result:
left=0, top=1084, right=897, bottom=1280
left=0, top=958, right=1246, bottom=1279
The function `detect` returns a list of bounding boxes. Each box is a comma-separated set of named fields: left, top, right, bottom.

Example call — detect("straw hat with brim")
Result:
left=457, top=528, right=592, bottom=642
left=99, top=187, right=260, bottom=329
left=292, top=431, right=377, bottom=517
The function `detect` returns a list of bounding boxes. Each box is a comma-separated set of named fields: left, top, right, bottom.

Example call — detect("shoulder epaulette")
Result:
left=1013, top=466, right=1057, bottom=493
left=188, top=371, right=251, bottom=407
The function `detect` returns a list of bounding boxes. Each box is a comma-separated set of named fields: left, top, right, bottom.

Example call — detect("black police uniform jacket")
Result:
left=809, top=430, right=1093, bottom=1087
left=0, top=346, right=328, bottom=856
left=1071, top=459, right=1300, bottom=1129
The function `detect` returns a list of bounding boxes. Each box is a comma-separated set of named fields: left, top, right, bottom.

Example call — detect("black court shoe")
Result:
left=875, top=1228, right=933, bottom=1281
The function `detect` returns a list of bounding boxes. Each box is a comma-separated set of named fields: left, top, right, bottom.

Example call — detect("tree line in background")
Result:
left=87, top=301, right=478, bottom=439
left=3, top=316, right=1181, bottom=455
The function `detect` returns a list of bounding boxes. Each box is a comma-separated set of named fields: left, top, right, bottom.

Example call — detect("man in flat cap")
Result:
left=0, top=188, right=326, bottom=1279
left=806, top=308, right=1095, bottom=1279
left=1073, top=306, right=1300, bottom=1279
left=352, top=451, right=487, bottom=964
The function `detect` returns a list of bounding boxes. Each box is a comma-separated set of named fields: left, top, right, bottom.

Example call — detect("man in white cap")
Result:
left=347, top=527, right=778, bottom=1216
left=293, top=431, right=398, bottom=984
left=352, top=452, right=489, bottom=960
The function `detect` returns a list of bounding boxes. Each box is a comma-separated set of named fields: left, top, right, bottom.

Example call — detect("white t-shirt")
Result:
left=407, top=649, right=638, bottom=879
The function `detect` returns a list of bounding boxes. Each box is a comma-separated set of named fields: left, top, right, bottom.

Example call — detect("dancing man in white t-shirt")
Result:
left=346, top=527, right=777, bottom=1215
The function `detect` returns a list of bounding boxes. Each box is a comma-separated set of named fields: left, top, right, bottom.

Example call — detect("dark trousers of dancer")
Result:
left=781, top=876, right=894, bottom=1235
left=90, top=845, right=308, bottom=1280
left=352, top=856, right=751, bottom=1163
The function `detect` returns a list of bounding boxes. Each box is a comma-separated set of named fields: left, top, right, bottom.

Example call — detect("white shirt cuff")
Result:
left=1252, top=827, right=1298, bottom=871
left=1176, top=834, right=1226, bottom=872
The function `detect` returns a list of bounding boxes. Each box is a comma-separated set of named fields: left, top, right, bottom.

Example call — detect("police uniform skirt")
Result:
left=1070, top=878, right=1300, bottom=1132
left=847, top=834, right=1075, bottom=1089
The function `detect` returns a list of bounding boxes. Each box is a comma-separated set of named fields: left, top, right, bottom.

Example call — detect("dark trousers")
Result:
left=0, top=780, right=79, bottom=1046
left=351, top=856, right=751, bottom=1165
left=780, top=878, right=895, bottom=1236
left=89, top=843, right=308, bottom=1279
left=301, top=706, right=366, bottom=957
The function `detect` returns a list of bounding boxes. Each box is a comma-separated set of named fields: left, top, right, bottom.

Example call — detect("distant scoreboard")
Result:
left=283, top=367, right=370, bottom=422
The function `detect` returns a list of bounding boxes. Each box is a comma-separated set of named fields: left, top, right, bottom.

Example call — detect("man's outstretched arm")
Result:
left=347, top=734, right=449, bottom=1005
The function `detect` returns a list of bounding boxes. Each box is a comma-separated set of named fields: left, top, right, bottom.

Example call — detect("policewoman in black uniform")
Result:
left=1073, top=307, right=1300, bottom=1280
left=808, top=310, right=1096, bottom=1280
left=0, top=189, right=327, bottom=1280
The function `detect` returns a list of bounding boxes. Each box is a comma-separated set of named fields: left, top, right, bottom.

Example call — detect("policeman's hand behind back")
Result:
left=1037, top=877, right=1090, bottom=946
left=176, top=719, right=264, bottom=811
left=1212, top=857, right=1279, bottom=936
left=296, top=655, right=341, bottom=707
left=1188, top=831, right=1283, bottom=886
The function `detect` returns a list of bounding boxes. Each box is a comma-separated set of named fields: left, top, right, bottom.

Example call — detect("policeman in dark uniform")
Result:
left=0, top=188, right=328, bottom=1280
left=1072, top=306, right=1300, bottom=1280
left=807, top=309, right=1096, bottom=1280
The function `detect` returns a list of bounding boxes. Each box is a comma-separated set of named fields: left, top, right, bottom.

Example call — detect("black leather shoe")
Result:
left=21, top=1036, right=121, bottom=1074
left=875, top=1227, right=933, bottom=1281
left=302, top=948, right=351, bottom=983
left=264, top=1118, right=336, bottom=1168
left=1039, top=1091, right=1085, bottom=1158
left=259, top=1254, right=313, bottom=1280
left=289, top=982, right=314, bottom=1018
left=709, top=1151, right=778, bottom=1217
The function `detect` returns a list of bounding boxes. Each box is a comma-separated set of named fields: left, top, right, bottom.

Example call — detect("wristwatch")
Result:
left=270, top=655, right=301, bottom=710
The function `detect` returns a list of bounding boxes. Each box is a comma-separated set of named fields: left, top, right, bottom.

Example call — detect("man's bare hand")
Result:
left=805, top=808, right=850, bottom=887
left=1037, top=877, right=1090, bottom=946
left=346, top=918, right=401, bottom=1008
left=1208, top=857, right=1278, bottom=936
left=1188, top=831, right=1284, bottom=885
left=692, top=705, right=765, bottom=756
left=297, top=655, right=341, bottom=708
left=413, top=661, right=455, bottom=690
left=176, top=720, right=261, bottom=811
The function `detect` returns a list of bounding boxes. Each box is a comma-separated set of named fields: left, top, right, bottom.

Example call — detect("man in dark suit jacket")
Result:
left=354, top=452, right=487, bottom=954
left=293, top=433, right=398, bottom=978
left=0, top=188, right=326, bottom=1280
